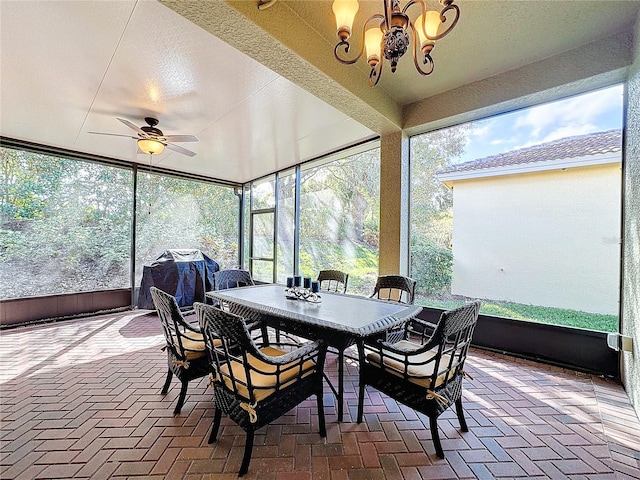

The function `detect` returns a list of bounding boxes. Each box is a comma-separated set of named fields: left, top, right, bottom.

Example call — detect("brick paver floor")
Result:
left=1, top=310, right=638, bottom=479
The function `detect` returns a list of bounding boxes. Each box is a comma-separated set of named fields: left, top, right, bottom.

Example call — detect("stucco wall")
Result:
left=450, top=164, right=621, bottom=315
left=622, top=17, right=640, bottom=419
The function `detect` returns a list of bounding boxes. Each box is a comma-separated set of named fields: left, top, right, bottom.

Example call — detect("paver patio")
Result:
left=1, top=310, right=638, bottom=479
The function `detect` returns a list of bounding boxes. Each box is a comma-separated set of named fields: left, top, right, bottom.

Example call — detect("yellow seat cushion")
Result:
left=171, top=330, right=206, bottom=360
left=366, top=340, right=457, bottom=389
left=219, top=346, right=316, bottom=402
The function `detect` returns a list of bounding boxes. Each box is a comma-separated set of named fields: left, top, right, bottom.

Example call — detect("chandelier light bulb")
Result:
left=365, top=26, right=383, bottom=65
left=332, top=0, right=359, bottom=41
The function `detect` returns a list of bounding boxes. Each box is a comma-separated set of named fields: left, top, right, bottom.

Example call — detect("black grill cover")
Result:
left=137, top=249, right=220, bottom=309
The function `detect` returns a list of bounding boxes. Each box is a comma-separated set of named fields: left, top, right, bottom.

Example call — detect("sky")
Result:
left=455, top=84, right=625, bottom=164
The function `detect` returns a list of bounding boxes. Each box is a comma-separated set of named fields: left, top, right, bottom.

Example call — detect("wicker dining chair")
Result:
left=367, top=274, right=417, bottom=343
left=213, top=269, right=254, bottom=291
left=211, top=268, right=266, bottom=338
left=369, top=274, right=416, bottom=304
left=357, top=301, right=481, bottom=458
left=150, top=286, right=210, bottom=415
left=317, top=269, right=349, bottom=293
left=195, top=302, right=327, bottom=477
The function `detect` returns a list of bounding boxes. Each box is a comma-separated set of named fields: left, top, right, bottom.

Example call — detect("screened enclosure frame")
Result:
left=0, top=137, right=244, bottom=307
left=240, top=139, right=381, bottom=287
left=1, top=135, right=382, bottom=308
left=404, top=83, right=625, bottom=336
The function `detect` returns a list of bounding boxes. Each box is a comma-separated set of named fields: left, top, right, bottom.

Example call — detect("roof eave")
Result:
left=436, top=151, right=621, bottom=184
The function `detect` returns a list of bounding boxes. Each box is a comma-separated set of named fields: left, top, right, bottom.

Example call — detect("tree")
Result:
left=299, top=149, right=379, bottom=246
left=410, top=124, right=469, bottom=248
left=324, top=150, right=379, bottom=245
left=1, top=148, right=67, bottom=223
left=410, top=125, right=469, bottom=295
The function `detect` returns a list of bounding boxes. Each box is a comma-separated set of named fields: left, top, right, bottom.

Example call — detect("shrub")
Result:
left=411, top=240, right=452, bottom=295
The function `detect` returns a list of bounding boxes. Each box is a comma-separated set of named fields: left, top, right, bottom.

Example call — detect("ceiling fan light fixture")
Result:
left=138, top=138, right=165, bottom=155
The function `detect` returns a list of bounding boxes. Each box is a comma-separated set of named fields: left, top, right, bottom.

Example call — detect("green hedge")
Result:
left=410, top=240, right=452, bottom=295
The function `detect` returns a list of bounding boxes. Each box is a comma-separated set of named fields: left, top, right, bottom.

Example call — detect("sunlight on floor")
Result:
left=0, top=312, right=164, bottom=383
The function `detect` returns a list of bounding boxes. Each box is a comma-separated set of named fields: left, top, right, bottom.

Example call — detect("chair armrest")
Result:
left=415, top=319, right=437, bottom=329
left=376, top=336, right=439, bottom=356
left=406, top=318, right=436, bottom=341
left=178, top=316, right=202, bottom=333
left=409, top=318, right=437, bottom=331
left=253, top=340, right=325, bottom=366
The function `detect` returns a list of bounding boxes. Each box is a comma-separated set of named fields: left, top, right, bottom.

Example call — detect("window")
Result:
left=247, top=176, right=276, bottom=283
left=1, top=148, right=133, bottom=298
left=135, top=171, right=239, bottom=285
left=276, top=169, right=296, bottom=284
left=299, top=147, right=380, bottom=296
left=410, top=85, right=623, bottom=332
left=241, top=143, right=381, bottom=295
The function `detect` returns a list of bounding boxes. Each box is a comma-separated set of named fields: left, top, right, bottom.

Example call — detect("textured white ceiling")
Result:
left=0, top=0, right=374, bottom=183
left=1, top=0, right=639, bottom=184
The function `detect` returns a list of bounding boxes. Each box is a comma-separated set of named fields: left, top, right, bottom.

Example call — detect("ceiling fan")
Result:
left=88, top=117, right=198, bottom=157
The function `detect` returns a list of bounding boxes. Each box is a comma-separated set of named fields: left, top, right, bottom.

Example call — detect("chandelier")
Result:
left=332, top=0, right=460, bottom=87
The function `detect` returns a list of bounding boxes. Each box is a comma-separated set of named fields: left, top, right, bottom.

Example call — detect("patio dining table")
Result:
left=206, top=284, right=422, bottom=421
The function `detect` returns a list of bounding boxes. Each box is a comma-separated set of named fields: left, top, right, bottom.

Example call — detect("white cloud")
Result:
left=541, top=124, right=601, bottom=142
left=513, top=124, right=600, bottom=150
left=514, top=85, right=623, bottom=139
left=514, top=104, right=554, bottom=138
left=471, top=121, right=494, bottom=138
left=459, top=84, right=623, bottom=162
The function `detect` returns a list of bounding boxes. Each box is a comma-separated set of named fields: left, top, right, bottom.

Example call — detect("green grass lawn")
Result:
left=416, top=295, right=618, bottom=333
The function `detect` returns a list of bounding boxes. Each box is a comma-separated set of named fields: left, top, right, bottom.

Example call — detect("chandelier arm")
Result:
left=429, top=3, right=460, bottom=40
left=413, top=50, right=435, bottom=76
left=402, top=0, right=431, bottom=47
left=411, top=23, right=435, bottom=76
left=369, top=56, right=384, bottom=87
left=402, top=0, right=459, bottom=41
left=257, top=0, right=278, bottom=10
left=334, top=41, right=363, bottom=64
left=383, top=0, right=392, bottom=31
left=401, top=0, right=425, bottom=15
left=334, top=14, right=385, bottom=65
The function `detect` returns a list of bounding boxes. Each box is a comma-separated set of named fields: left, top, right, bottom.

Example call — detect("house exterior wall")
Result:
left=622, top=16, right=640, bottom=419
left=450, top=163, right=621, bottom=315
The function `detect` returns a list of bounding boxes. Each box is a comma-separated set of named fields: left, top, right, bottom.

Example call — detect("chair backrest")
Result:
left=214, top=269, right=254, bottom=290
left=370, top=275, right=416, bottom=304
left=150, top=286, right=198, bottom=361
left=317, top=269, right=349, bottom=293
left=427, top=301, right=481, bottom=386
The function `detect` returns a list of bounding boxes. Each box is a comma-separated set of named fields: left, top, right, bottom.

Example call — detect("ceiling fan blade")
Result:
left=87, top=131, right=137, bottom=139
left=165, top=143, right=196, bottom=157
left=162, top=134, right=198, bottom=143
left=117, top=117, right=146, bottom=136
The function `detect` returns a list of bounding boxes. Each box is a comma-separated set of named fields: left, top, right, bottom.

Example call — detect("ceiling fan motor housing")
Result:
left=141, top=117, right=163, bottom=137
